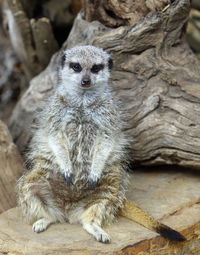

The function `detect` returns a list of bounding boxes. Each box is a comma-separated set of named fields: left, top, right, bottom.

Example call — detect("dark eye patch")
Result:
left=91, top=64, right=104, bottom=74
left=69, top=62, right=82, bottom=73
left=108, top=58, right=113, bottom=70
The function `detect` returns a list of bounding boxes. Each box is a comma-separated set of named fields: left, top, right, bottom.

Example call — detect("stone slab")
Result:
left=0, top=167, right=199, bottom=254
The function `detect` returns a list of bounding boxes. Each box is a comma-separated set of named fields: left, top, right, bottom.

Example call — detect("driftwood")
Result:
left=0, top=168, right=200, bottom=254
left=9, top=0, right=200, bottom=169
left=2, top=0, right=82, bottom=79
left=0, top=120, right=24, bottom=213
left=83, top=0, right=171, bottom=27
left=187, top=9, right=200, bottom=54
left=0, top=24, right=27, bottom=122
left=0, top=0, right=81, bottom=121
left=192, top=0, right=200, bottom=10
left=3, top=0, right=44, bottom=79
left=30, top=17, right=59, bottom=68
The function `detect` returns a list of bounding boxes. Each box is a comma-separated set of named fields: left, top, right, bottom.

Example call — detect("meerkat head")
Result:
left=59, top=46, right=113, bottom=95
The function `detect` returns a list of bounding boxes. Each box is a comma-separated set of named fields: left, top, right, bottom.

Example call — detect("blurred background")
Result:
left=0, top=0, right=82, bottom=122
left=0, top=0, right=199, bottom=124
left=0, top=0, right=200, bottom=123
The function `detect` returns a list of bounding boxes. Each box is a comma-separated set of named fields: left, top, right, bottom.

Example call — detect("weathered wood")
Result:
left=31, top=17, right=59, bottom=68
left=1, top=0, right=82, bottom=121
left=0, top=24, right=27, bottom=122
left=9, top=0, right=200, bottom=169
left=187, top=9, right=200, bottom=53
left=0, top=120, right=24, bottom=213
left=3, top=0, right=61, bottom=79
left=83, top=0, right=171, bottom=27
left=0, top=168, right=200, bottom=254
left=192, top=0, right=200, bottom=10
left=4, top=0, right=41, bottom=78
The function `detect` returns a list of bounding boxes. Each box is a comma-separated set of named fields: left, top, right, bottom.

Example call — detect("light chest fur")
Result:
left=33, top=90, right=124, bottom=186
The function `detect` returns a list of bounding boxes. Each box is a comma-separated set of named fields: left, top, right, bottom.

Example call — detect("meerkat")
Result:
left=17, top=45, right=186, bottom=243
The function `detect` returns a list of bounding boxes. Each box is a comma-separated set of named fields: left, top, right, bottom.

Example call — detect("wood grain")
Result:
left=0, top=120, right=24, bottom=213
left=83, top=0, right=171, bottom=27
left=9, top=0, right=200, bottom=169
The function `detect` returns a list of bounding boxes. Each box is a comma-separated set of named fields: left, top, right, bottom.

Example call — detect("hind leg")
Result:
left=17, top=168, right=65, bottom=233
left=81, top=162, right=127, bottom=243
left=66, top=202, right=110, bottom=243
left=81, top=203, right=111, bottom=243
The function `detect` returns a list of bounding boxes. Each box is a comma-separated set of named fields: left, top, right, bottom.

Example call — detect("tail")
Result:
left=120, top=200, right=186, bottom=242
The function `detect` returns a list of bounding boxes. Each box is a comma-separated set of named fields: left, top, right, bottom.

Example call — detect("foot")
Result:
left=88, top=176, right=99, bottom=190
left=97, top=231, right=111, bottom=243
left=32, top=218, right=51, bottom=233
left=83, top=223, right=111, bottom=243
left=64, top=172, right=74, bottom=185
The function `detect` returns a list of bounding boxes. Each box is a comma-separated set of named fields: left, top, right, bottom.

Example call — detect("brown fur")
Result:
left=17, top=46, right=185, bottom=243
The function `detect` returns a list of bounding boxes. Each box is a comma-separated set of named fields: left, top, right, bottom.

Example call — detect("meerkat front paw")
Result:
left=88, top=176, right=99, bottom=190
left=64, top=172, right=74, bottom=185
left=32, top=218, right=50, bottom=233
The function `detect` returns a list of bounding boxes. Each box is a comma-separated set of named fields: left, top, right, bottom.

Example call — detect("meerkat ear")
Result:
left=61, top=52, right=66, bottom=69
left=108, top=58, right=113, bottom=70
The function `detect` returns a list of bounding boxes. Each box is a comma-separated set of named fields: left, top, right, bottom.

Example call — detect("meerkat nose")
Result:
left=81, top=76, right=91, bottom=87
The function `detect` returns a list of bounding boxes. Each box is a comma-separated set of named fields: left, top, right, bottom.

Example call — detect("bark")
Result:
left=83, top=0, right=171, bottom=27
left=9, top=0, right=200, bottom=169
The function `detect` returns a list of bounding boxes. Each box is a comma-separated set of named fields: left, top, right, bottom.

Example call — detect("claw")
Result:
left=88, top=179, right=99, bottom=190
left=64, top=173, right=74, bottom=185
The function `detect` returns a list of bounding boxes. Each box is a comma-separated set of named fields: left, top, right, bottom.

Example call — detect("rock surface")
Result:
left=0, top=120, right=24, bottom=213
left=0, top=167, right=200, bottom=255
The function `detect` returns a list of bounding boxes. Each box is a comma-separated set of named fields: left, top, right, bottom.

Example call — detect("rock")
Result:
left=0, top=167, right=199, bottom=254
left=0, top=120, right=24, bottom=213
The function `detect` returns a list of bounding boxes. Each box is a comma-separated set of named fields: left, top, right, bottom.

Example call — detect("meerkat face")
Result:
left=60, top=46, right=113, bottom=94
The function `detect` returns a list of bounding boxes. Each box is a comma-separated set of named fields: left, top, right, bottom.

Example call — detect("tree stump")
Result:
left=9, top=0, right=200, bottom=169
left=0, top=168, right=200, bottom=254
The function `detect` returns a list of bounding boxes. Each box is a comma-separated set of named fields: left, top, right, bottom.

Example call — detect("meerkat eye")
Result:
left=69, top=62, right=82, bottom=73
left=91, top=64, right=104, bottom=74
